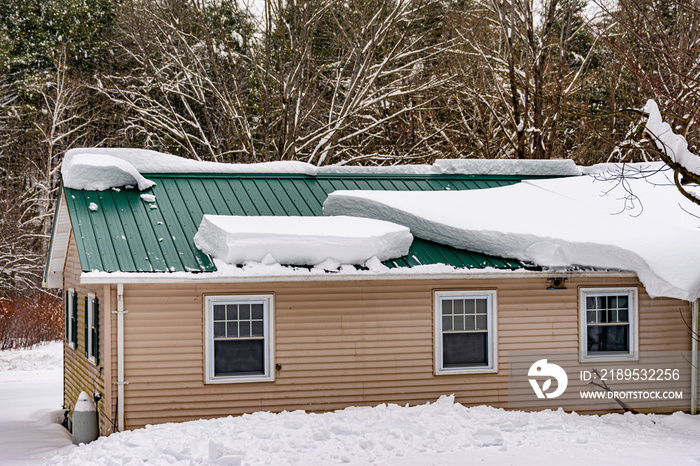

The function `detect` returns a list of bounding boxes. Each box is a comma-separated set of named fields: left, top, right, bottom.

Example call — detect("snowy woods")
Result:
left=0, top=0, right=699, bottom=299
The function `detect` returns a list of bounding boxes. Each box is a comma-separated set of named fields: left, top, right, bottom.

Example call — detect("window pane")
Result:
left=227, top=322, right=238, bottom=338
left=252, top=304, right=264, bottom=320
left=453, top=299, right=464, bottom=315
left=618, top=309, right=628, bottom=323
left=214, top=305, right=226, bottom=321
left=240, top=304, right=251, bottom=320
left=588, top=324, right=629, bottom=353
left=596, top=297, right=605, bottom=310
left=214, top=339, right=265, bottom=375
left=475, top=315, right=487, bottom=330
left=475, top=299, right=487, bottom=315
left=214, top=322, right=226, bottom=338
left=442, top=316, right=452, bottom=331
left=464, top=315, right=475, bottom=331
left=226, top=304, right=238, bottom=321
left=442, top=299, right=452, bottom=316
left=586, top=296, right=596, bottom=310
left=240, top=321, right=251, bottom=337
left=454, top=315, right=465, bottom=331
left=587, top=310, right=596, bottom=323
left=618, top=295, right=628, bottom=309
left=443, top=332, right=488, bottom=367
left=252, top=320, right=263, bottom=337
left=465, top=299, right=475, bottom=315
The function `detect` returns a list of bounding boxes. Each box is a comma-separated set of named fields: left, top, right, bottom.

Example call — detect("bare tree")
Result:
left=98, top=0, right=257, bottom=162
left=589, top=0, right=700, bottom=203
left=255, top=0, right=448, bottom=165
left=447, top=0, right=601, bottom=160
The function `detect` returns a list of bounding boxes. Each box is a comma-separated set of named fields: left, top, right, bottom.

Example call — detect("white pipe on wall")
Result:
left=116, top=283, right=126, bottom=431
left=692, top=299, right=698, bottom=415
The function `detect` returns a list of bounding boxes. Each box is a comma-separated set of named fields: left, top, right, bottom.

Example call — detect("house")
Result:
left=44, top=149, right=700, bottom=435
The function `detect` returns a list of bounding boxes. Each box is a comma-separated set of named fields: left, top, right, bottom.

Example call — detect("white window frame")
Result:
left=67, top=288, right=76, bottom=349
left=434, top=290, right=497, bottom=375
left=204, top=294, right=275, bottom=384
left=87, top=293, right=96, bottom=364
left=579, top=287, right=638, bottom=362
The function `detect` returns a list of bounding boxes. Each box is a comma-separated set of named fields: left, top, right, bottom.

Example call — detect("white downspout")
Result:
left=692, top=299, right=698, bottom=415
left=116, top=284, right=127, bottom=431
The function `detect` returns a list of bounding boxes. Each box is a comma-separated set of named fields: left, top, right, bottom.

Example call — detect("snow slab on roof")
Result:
left=432, top=158, right=582, bottom=176
left=62, top=148, right=586, bottom=191
left=324, top=162, right=700, bottom=301
left=62, top=153, right=156, bottom=191
left=64, top=148, right=318, bottom=175
left=193, top=214, right=413, bottom=266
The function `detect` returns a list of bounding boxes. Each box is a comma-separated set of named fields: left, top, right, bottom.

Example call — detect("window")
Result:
left=205, top=295, right=274, bottom=383
left=580, top=288, right=637, bottom=361
left=85, top=294, right=99, bottom=364
left=66, top=289, right=77, bottom=349
left=435, top=290, right=497, bottom=374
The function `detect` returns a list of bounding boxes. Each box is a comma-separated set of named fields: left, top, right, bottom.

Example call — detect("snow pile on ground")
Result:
left=51, top=395, right=700, bottom=465
left=0, top=341, right=63, bottom=372
left=324, top=163, right=700, bottom=301
left=194, top=215, right=413, bottom=266
left=644, top=99, right=700, bottom=178
left=62, top=153, right=156, bottom=191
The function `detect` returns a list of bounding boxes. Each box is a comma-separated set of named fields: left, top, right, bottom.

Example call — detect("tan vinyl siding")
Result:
left=111, top=275, right=692, bottom=429
left=63, top=235, right=110, bottom=434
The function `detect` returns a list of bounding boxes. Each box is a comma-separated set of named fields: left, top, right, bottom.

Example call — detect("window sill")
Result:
left=580, top=353, right=639, bottom=363
left=205, top=374, right=275, bottom=384
left=435, top=366, right=497, bottom=376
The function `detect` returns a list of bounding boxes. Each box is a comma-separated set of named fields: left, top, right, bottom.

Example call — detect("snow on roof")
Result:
left=62, top=153, right=156, bottom=191
left=432, top=158, right=582, bottom=176
left=62, top=148, right=316, bottom=189
left=193, top=214, right=413, bottom=267
left=61, top=148, right=586, bottom=191
left=324, top=163, right=700, bottom=301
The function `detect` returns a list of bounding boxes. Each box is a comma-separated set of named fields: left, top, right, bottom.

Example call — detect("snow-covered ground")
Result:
left=0, top=342, right=71, bottom=465
left=2, top=343, right=700, bottom=465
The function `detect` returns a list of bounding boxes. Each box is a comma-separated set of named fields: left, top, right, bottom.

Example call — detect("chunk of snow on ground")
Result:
left=62, top=153, right=155, bottom=191
left=432, top=158, right=582, bottom=176
left=50, top=395, right=700, bottom=465
left=88, top=202, right=98, bottom=212
left=194, top=215, right=413, bottom=266
left=140, top=193, right=156, bottom=203
left=65, top=148, right=318, bottom=176
left=324, top=163, right=700, bottom=301
left=644, top=99, right=700, bottom=176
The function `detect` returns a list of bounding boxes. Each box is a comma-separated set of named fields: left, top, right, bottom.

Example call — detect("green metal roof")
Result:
left=64, top=173, right=537, bottom=273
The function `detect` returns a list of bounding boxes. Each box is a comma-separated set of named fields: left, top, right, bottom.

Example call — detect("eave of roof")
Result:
left=43, top=189, right=71, bottom=288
